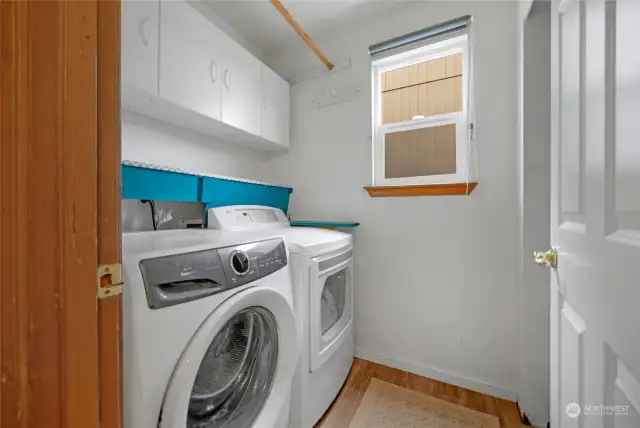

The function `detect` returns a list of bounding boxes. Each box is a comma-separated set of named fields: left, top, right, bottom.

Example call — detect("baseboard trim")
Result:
left=355, top=347, right=517, bottom=402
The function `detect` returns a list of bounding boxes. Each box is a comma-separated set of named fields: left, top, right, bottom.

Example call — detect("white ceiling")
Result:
left=203, top=0, right=399, bottom=55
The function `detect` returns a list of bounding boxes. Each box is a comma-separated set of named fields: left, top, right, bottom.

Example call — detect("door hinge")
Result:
left=97, top=263, right=123, bottom=299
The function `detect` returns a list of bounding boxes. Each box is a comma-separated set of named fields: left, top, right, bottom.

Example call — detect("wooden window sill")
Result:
left=364, top=182, right=477, bottom=197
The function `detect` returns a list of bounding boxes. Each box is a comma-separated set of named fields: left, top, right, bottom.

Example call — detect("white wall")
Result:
left=265, top=1, right=520, bottom=400
left=122, top=112, right=279, bottom=184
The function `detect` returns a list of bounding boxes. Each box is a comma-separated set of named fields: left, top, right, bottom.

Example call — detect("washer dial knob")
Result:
left=230, top=251, right=250, bottom=276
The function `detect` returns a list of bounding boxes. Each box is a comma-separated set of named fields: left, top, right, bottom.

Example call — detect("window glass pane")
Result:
left=381, top=53, right=462, bottom=125
left=384, top=124, right=456, bottom=178
left=321, top=269, right=347, bottom=335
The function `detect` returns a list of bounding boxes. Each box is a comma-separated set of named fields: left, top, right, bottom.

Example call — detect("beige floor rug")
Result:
left=348, top=379, right=501, bottom=428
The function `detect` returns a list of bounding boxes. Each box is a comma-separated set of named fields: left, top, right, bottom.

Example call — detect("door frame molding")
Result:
left=517, top=1, right=552, bottom=426
left=1, top=1, right=122, bottom=427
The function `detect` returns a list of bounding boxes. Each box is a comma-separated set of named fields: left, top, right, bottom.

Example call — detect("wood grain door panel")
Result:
left=1, top=1, right=123, bottom=427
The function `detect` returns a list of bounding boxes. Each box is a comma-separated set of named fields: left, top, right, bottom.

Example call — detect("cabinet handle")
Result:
left=224, top=69, right=230, bottom=90
left=264, top=96, right=268, bottom=111
left=139, top=17, right=152, bottom=48
left=209, top=61, right=218, bottom=84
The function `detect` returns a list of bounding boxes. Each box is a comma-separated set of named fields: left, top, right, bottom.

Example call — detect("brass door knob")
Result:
left=534, top=247, right=557, bottom=268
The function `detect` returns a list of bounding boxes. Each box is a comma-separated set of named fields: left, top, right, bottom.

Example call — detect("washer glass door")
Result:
left=188, top=307, right=278, bottom=428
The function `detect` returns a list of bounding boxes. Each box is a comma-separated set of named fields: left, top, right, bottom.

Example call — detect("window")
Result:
left=370, top=19, right=474, bottom=191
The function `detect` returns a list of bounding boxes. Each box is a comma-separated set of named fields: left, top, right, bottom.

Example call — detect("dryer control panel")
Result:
left=140, top=238, right=287, bottom=309
left=207, top=205, right=290, bottom=231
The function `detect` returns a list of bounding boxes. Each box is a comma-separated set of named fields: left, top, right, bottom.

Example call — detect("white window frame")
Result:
left=372, top=34, right=470, bottom=186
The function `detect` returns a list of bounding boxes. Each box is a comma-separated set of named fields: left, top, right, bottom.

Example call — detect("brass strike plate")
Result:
left=97, top=263, right=123, bottom=299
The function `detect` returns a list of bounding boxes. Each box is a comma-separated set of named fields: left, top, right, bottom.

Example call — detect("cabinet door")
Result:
left=261, top=65, right=290, bottom=147
left=122, top=0, right=159, bottom=95
left=220, top=41, right=262, bottom=136
left=159, top=0, right=224, bottom=120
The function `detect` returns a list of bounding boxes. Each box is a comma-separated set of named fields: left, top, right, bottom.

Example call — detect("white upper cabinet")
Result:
left=121, top=0, right=290, bottom=151
left=220, top=41, right=262, bottom=136
left=159, top=0, right=224, bottom=121
left=121, top=0, right=159, bottom=96
left=261, top=64, right=290, bottom=147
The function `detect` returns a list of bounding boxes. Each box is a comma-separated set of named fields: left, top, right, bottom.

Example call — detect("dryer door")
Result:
left=160, top=286, right=297, bottom=428
left=309, top=246, right=354, bottom=372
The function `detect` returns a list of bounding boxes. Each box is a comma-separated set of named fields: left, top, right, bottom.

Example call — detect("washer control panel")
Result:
left=139, top=238, right=287, bottom=309
left=217, top=238, right=287, bottom=287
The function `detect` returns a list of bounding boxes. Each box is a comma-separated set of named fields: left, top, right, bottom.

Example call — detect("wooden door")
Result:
left=550, top=0, right=640, bottom=427
left=0, top=1, right=123, bottom=427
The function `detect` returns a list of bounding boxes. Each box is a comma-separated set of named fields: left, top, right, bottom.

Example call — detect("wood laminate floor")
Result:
left=315, top=358, right=525, bottom=428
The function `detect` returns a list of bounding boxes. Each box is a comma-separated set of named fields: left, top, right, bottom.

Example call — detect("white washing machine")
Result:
left=123, top=229, right=298, bottom=428
left=207, top=206, right=354, bottom=427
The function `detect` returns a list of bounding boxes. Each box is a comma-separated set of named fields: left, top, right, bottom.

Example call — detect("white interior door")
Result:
left=550, top=0, right=640, bottom=427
